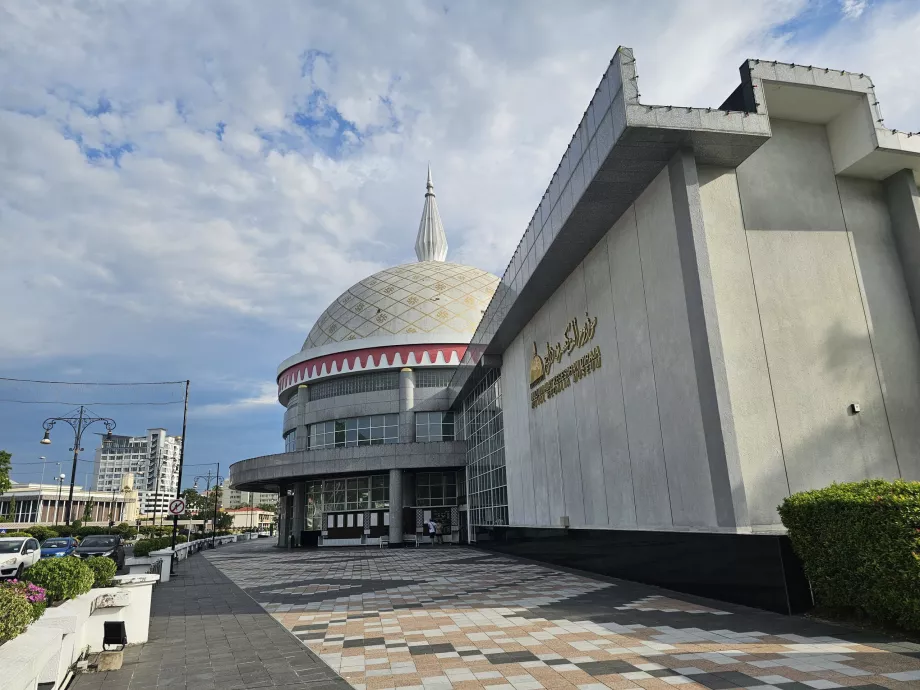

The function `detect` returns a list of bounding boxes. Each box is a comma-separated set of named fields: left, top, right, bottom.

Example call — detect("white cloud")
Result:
left=194, top=382, right=279, bottom=417
left=0, top=0, right=917, bottom=370
left=841, top=0, right=869, bottom=19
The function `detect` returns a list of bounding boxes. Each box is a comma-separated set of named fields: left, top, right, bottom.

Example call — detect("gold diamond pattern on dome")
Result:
left=302, top=261, right=500, bottom=350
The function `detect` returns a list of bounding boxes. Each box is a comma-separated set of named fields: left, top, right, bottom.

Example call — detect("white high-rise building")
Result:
left=93, top=428, right=181, bottom=518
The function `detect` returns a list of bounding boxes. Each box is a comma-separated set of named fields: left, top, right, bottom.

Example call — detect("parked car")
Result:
left=74, top=535, right=125, bottom=569
left=40, top=536, right=80, bottom=559
left=0, top=537, right=41, bottom=580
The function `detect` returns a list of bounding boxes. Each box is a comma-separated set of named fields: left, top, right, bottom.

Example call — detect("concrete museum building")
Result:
left=231, top=47, right=920, bottom=614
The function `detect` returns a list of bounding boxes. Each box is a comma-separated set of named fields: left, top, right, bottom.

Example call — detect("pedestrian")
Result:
left=435, top=521, right=444, bottom=545
left=427, top=518, right=438, bottom=545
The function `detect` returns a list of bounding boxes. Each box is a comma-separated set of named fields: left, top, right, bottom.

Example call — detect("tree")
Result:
left=214, top=510, right=232, bottom=531
left=257, top=502, right=277, bottom=513
left=5, top=496, right=17, bottom=522
left=82, top=499, right=95, bottom=523
left=180, top=487, right=210, bottom=515
left=0, top=450, right=11, bottom=497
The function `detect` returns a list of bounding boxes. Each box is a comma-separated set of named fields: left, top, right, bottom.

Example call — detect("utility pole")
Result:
left=170, top=381, right=190, bottom=561
left=211, top=463, right=220, bottom=547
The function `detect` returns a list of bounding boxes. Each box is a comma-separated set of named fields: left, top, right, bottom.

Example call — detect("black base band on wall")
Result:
left=472, top=526, right=812, bottom=615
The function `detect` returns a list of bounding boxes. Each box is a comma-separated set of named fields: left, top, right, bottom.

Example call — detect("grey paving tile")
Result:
left=67, top=544, right=350, bottom=690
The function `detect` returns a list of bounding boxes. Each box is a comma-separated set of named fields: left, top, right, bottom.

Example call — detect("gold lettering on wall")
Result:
left=528, top=312, right=602, bottom=409
left=531, top=346, right=602, bottom=409
left=529, top=312, right=598, bottom=388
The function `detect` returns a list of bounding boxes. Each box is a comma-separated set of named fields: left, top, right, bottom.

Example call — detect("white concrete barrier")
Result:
left=1, top=574, right=158, bottom=690
left=149, top=535, right=239, bottom=582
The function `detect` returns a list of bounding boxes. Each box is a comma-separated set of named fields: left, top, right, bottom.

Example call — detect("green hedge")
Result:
left=25, top=525, right=58, bottom=541
left=133, top=535, right=189, bottom=557
left=85, top=556, right=118, bottom=588
left=779, top=479, right=920, bottom=630
left=2, top=580, right=47, bottom=623
left=23, top=557, right=94, bottom=602
left=113, top=523, right=138, bottom=540
left=0, top=586, right=33, bottom=642
left=2, top=531, right=32, bottom=537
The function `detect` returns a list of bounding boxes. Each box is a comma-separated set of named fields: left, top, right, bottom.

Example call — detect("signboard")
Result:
left=168, top=498, right=187, bottom=516
left=529, top=312, right=602, bottom=409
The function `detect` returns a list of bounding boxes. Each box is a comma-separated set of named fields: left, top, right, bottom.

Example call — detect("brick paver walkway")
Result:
left=71, top=541, right=351, bottom=690
left=208, top=542, right=920, bottom=690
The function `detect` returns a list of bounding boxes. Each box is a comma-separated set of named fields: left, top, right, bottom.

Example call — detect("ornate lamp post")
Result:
left=192, top=465, right=222, bottom=548
left=41, top=406, right=116, bottom=526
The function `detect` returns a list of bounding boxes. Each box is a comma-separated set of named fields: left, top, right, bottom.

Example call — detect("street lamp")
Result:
left=109, top=482, right=119, bottom=532
left=54, top=474, right=66, bottom=527
left=192, top=465, right=222, bottom=548
left=40, top=406, right=116, bottom=526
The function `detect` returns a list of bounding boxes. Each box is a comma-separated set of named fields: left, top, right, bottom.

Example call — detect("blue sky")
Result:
left=1, top=0, right=918, bottom=489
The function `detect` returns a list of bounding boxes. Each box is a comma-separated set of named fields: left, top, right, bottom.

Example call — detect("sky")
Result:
left=1, top=0, right=918, bottom=489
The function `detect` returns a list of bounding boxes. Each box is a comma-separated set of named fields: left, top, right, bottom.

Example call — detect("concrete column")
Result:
left=884, top=169, right=920, bottom=342
left=292, top=481, right=305, bottom=547
left=669, top=149, right=749, bottom=529
left=295, top=384, right=309, bottom=452
left=388, top=468, right=403, bottom=545
left=399, top=368, right=416, bottom=443
left=277, top=482, right=288, bottom=547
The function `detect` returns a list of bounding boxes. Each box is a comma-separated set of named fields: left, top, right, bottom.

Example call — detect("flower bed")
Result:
left=23, top=557, right=93, bottom=603
left=0, top=580, right=45, bottom=642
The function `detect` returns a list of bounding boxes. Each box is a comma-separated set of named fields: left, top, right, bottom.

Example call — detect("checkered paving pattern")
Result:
left=208, top=543, right=920, bottom=690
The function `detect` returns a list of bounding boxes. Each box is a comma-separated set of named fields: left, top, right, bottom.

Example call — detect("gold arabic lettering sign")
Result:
left=529, top=313, right=602, bottom=409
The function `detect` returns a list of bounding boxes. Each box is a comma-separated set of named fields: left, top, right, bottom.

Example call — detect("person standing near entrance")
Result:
left=427, top=518, right=438, bottom=545
left=435, top=521, right=444, bottom=545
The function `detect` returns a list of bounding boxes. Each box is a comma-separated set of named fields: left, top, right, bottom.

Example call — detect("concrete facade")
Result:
left=461, top=48, right=920, bottom=539
left=231, top=48, right=919, bottom=610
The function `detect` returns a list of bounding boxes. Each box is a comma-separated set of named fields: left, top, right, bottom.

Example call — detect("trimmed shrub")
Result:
left=25, top=525, right=57, bottom=542
left=133, top=535, right=188, bottom=557
left=779, top=479, right=920, bottom=630
left=85, top=556, right=117, bottom=588
left=54, top=525, right=75, bottom=537
left=22, top=557, right=94, bottom=602
left=75, top=526, right=106, bottom=538
left=113, top=523, right=138, bottom=540
left=70, top=520, right=82, bottom=530
left=0, top=585, right=33, bottom=642
left=2, top=580, right=47, bottom=621
left=2, top=531, right=32, bottom=537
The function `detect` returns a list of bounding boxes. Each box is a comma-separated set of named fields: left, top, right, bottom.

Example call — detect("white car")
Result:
left=0, top=537, right=41, bottom=580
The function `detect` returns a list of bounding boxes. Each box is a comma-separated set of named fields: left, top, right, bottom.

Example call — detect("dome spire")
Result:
left=415, top=164, right=448, bottom=262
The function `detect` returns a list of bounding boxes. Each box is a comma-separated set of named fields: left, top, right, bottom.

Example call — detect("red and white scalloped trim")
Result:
left=277, top=344, right=467, bottom=395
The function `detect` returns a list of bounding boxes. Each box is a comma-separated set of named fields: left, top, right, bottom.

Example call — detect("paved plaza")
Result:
left=71, top=544, right=350, bottom=690
left=207, top=541, right=920, bottom=690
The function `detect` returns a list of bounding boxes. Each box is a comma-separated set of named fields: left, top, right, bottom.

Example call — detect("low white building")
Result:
left=0, top=480, right=133, bottom=527
left=225, top=507, right=275, bottom=532
left=219, top=478, right=277, bottom=510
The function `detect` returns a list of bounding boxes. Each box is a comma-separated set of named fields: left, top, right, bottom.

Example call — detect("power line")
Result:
left=12, top=458, right=96, bottom=466
left=0, top=377, right=186, bottom=385
left=0, top=399, right=184, bottom=406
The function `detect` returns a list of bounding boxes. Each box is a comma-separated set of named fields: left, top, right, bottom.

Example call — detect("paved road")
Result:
left=71, top=542, right=351, bottom=690
left=208, top=542, right=920, bottom=690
